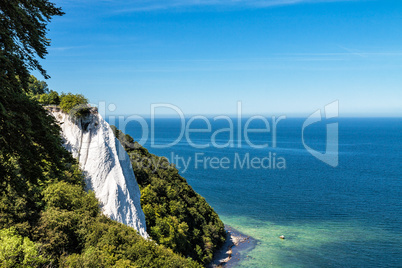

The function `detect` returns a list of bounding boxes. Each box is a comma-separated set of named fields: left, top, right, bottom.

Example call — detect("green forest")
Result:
left=0, top=0, right=225, bottom=267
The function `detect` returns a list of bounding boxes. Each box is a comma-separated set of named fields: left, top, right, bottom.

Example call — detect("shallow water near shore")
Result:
left=115, top=117, right=402, bottom=267
left=219, top=215, right=401, bottom=267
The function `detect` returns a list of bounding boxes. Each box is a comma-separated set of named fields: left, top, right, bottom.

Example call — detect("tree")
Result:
left=0, top=0, right=64, bottom=91
left=47, top=90, right=61, bottom=104
left=28, top=75, right=49, bottom=95
left=0, top=0, right=69, bottom=235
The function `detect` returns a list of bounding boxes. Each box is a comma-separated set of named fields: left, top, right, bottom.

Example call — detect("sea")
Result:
left=110, top=116, right=402, bottom=268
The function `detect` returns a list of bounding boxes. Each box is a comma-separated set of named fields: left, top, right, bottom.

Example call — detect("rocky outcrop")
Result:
left=51, top=108, right=148, bottom=238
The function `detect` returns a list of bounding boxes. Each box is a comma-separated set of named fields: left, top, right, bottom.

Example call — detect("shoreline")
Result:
left=209, top=225, right=257, bottom=268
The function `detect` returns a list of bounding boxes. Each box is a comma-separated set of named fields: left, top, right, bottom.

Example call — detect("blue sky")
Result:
left=38, top=0, right=402, bottom=116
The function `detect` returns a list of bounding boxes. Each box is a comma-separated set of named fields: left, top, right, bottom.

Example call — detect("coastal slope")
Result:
left=51, top=108, right=148, bottom=238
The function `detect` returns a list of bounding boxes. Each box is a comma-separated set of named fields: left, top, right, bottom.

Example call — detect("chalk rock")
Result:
left=51, top=109, right=148, bottom=238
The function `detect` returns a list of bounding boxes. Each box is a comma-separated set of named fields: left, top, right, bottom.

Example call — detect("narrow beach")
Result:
left=209, top=225, right=257, bottom=268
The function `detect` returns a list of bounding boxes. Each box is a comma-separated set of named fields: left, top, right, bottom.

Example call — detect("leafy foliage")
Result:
left=37, top=90, right=61, bottom=105
left=1, top=0, right=69, bottom=235
left=111, top=126, right=226, bottom=265
left=33, top=181, right=201, bottom=267
left=28, top=75, right=49, bottom=95
left=0, top=0, right=64, bottom=91
left=59, top=93, right=89, bottom=116
left=0, top=228, right=49, bottom=267
left=0, top=86, right=82, bottom=234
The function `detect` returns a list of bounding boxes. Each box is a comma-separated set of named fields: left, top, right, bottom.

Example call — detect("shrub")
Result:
left=37, top=90, right=60, bottom=105
left=59, top=93, right=89, bottom=114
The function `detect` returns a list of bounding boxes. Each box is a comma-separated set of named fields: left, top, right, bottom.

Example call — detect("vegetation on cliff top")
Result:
left=32, top=82, right=90, bottom=116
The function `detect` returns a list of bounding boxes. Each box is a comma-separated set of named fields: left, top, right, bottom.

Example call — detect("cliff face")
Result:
left=51, top=109, right=148, bottom=238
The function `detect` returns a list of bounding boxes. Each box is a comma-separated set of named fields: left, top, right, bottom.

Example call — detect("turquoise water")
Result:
left=113, top=117, right=402, bottom=267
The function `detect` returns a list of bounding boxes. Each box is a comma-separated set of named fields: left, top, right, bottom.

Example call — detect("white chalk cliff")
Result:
left=51, top=108, right=148, bottom=238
